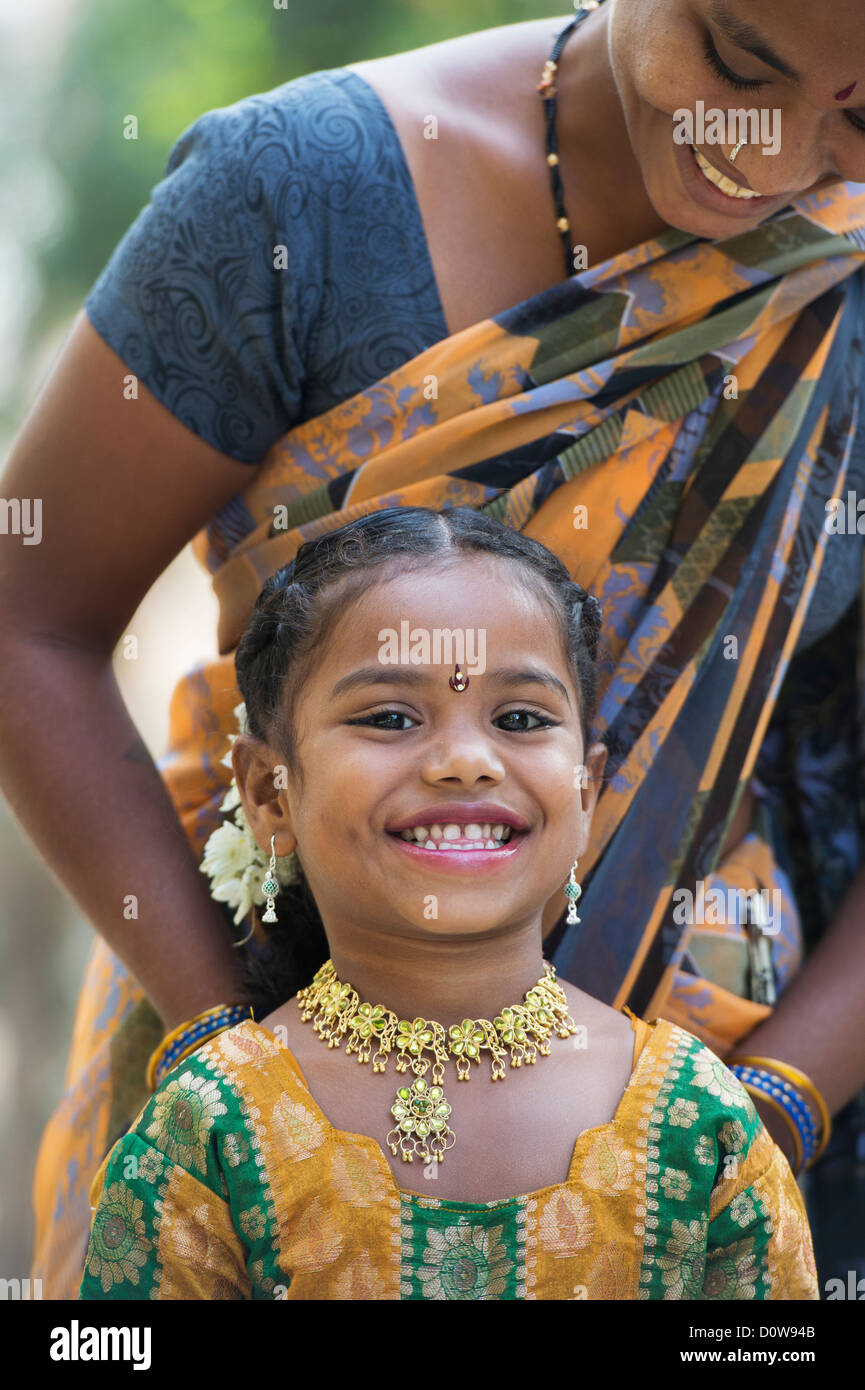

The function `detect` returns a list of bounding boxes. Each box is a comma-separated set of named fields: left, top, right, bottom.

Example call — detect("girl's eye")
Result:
left=347, top=707, right=557, bottom=732
left=496, top=707, right=556, bottom=733
left=845, top=110, right=865, bottom=137
left=348, top=709, right=418, bottom=731
left=702, top=34, right=766, bottom=91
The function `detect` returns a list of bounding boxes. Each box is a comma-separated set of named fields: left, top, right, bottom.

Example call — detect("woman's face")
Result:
left=607, top=0, right=865, bottom=239
left=256, top=557, right=606, bottom=942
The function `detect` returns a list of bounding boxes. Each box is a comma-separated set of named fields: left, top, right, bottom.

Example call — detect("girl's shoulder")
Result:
left=126, top=1014, right=768, bottom=1199
left=641, top=1013, right=762, bottom=1115
left=567, top=989, right=761, bottom=1143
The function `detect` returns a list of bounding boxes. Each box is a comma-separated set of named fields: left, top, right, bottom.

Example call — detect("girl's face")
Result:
left=607, top=0, right=865, bottom=239
left=252, top=557, right=606, bottom=941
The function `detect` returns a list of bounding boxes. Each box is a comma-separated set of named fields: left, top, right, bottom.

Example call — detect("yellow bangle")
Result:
left=146, top=1002, right=253, bottom=1091
left=739, top=1082, right=804, bottom=1175
left=729, top=1053, right=832, bottom=1166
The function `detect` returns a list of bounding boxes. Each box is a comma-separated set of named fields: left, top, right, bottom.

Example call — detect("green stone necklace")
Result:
left=296, top=958, right=578, bottom=1167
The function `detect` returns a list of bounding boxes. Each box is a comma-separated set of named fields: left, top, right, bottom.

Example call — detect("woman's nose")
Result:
left=745, top=106, right=838, bottom=194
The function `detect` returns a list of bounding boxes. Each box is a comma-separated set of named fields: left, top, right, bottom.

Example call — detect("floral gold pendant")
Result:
left=386, top=1076, right=456, bottom=1164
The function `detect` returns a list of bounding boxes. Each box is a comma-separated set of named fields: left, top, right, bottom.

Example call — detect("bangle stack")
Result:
left=146, top=1003, right=254, bottom=1091
left=727, top=1053, right=832, bottom=1176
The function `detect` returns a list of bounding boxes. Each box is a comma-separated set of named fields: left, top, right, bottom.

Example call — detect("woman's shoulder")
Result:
left=164, top=65, right=402, bottom=173
left=347, top=16, right=565, bottom=105
left=83, top=61, right=435, bottom=463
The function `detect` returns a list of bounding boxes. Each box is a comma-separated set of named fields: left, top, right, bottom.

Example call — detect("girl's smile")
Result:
left=389, top=817, right=536, bottom=872
left=386, top=802, right=531, bottom=873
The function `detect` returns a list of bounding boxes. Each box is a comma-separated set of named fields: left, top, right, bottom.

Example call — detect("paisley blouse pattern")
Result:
left=79, top=1017, right=817, bottom=1301
left=84, top=68, right=448, bottom=465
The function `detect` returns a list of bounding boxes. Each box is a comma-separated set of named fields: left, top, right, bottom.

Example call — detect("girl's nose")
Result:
left=420, top=736, right=507, bottom=786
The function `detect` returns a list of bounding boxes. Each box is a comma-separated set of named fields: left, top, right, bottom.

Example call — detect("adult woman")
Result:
left=2, top=0, right=864, bottom=1298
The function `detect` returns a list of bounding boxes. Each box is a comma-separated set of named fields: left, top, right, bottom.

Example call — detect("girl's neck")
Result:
left=320, top=926, right=549, bottom=1026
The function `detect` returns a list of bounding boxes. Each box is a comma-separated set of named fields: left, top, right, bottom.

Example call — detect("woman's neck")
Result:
left=321, top=924, right=549, bottom=1025
left=554, top=9, right=672, bottom=255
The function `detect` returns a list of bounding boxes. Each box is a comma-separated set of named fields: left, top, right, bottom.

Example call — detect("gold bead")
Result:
left=557, top=216, right=570, bottom=232
left=547, top=152, right=559, bottom=166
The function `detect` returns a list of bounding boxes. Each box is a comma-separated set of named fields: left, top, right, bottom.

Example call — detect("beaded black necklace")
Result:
left=538, top=1, right=600, bottom=276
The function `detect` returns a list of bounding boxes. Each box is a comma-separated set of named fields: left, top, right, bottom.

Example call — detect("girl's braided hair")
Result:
left=233, top=506, right=607, bottom=1016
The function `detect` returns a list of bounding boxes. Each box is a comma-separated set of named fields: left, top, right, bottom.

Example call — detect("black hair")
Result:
left=233, top=506, right=607, bottom=1016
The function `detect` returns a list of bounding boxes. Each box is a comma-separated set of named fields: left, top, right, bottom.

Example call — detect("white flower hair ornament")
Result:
left=199, top=701, right=300, bottom=940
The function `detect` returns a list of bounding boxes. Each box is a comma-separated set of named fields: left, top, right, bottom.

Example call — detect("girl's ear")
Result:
left=580, top=741, right=608, bottom=818
left=231, top=733, right=298, bottom=856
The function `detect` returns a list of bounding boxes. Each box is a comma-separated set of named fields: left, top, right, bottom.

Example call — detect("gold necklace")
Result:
left=296, top=958, right=578, bottom=1167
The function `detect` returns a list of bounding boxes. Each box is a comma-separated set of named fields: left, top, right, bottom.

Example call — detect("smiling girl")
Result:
left=78, top=508, right=817, bottom=1300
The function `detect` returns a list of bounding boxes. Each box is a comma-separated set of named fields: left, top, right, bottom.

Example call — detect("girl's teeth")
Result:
left=691, top=143, right=761, bottom=199
left=396, top=820, right=514, bottom=848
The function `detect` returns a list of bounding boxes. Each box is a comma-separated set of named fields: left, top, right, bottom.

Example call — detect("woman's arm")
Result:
left=731, top=860, right=865, bottom=1163
left=0, top=311, right=260, bottom=1028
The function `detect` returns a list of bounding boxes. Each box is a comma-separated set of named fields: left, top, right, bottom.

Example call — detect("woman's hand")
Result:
left=731, top=860, right=865, bottom=1163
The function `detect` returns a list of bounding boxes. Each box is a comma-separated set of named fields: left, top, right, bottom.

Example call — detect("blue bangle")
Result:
left=153, top=1004, right=253, bottom=1087
left=734, top=1065, right=818, bottom=1162
left=730, top=1064, right=818, bottom=1165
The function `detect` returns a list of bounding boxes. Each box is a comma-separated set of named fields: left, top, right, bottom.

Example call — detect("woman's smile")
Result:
left=673, top=131, right=786, bottom=220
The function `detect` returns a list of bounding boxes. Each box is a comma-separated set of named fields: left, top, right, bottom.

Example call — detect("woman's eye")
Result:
left=701, top=30, right=865, bottom=139
left=702, top=34, right=766, bottom=91
left=496, top=708, right=555, bottom=732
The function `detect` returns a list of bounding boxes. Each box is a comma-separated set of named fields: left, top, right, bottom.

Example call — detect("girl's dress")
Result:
left=35, top=54, right=865, bottom=1295
left=78, top=1011, right=817, bottom=1300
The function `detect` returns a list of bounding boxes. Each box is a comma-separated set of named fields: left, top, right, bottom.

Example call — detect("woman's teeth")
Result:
left=690, top=143, right=761, bottom=199
left=397, top=822, right=514, bottom=851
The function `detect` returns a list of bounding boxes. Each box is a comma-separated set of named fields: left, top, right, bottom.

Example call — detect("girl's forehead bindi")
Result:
left=835, top=81, right=858, bottom=101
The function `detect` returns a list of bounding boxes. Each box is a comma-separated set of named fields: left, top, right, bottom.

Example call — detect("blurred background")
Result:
left=0, top=0, right=548, bottom=1283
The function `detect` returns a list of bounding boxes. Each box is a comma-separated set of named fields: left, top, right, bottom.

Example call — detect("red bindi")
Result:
left=835, top=81, right=857, bottom=101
